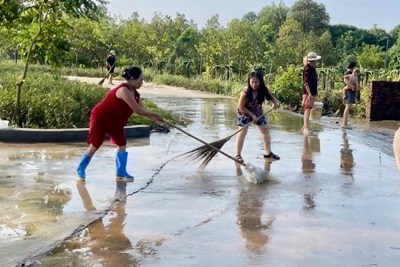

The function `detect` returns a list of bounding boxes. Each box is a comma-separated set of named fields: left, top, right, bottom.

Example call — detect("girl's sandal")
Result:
left=235, top=155, right=244, bottom=164
left=264, top=152, right=280, bottom=160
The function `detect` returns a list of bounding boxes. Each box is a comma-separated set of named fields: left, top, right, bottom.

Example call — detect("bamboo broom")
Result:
left=169, top=123, right=268, bottom=183
left=177, top=106, right=275, bottom=169
left=98, top=63, right=116, bottom=86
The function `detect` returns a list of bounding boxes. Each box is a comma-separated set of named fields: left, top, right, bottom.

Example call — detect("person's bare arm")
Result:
left=116, top=87, right=163, bottom=122
left=344, top=75, right=350, bottom=84
left=269, top=95, right=280, bottom=109
left=354, top=76, right=360, bottom=91
left=237, top=91, right=257, bottom=121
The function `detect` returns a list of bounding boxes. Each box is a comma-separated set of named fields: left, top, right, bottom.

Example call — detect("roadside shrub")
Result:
left=0, top=72, right=173, bottom=128
left=318, top=86, right=367, bottom=118
left=271, top=66, right=302, bottom=110
left=318, top=88, right=344, bottom=116
left=0, top=72, right=106, bottom=128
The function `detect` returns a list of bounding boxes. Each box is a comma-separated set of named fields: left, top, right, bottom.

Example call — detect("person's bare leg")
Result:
left=394, top=127, right=400, bottom=171
left=84, top=144, right=98, bottom=156
left=342, top=104, right=351, bottom=127
left=302, top=95, right=315, bottom=135
left=303, top=108, right=311, bottom=135
left=257, top=124, right=271, bottom=155
left=116, top=145, right=126, bottom=152
left=301, top=94, right=307, bottom=133
left=108, top=73, right=113, bottom=85
left=235, top=127, right=248, bottom=156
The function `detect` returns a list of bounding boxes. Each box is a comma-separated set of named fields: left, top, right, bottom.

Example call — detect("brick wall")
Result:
left=366, top=81, right=400, bottom=121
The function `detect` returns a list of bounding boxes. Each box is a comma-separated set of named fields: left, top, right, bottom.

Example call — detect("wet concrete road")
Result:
left=1, top=79, right=400, bottom=267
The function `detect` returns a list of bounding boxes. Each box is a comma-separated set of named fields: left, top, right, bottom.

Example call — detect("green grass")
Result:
left=0, top=61, right=176, bottom=128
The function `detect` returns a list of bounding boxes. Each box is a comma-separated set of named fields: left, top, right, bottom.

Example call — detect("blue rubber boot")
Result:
left=115, top=151, right=134, bottom=182
left=76, top=154, right=92, bottom=180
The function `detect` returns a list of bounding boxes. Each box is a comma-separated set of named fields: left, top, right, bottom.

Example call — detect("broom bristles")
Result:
left=177, top=139, right=228, bottom=169
left=176, top=138, right=275, bottom=184
left=98, top=77, right=106, bottom=85
left=245, top=163, right=274, bottom=184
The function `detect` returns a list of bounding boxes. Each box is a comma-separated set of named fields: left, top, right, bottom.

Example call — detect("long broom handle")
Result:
left=98, top=63, right=116, bottom=85
left=224, top=106, right=275, bottom=140
left=166, top=122, right=246, bottom=166
left=104, top=62, right=116, bottom=78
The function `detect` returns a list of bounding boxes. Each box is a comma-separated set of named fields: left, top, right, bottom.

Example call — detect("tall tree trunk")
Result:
left=13, top=12, right=46, bottom=127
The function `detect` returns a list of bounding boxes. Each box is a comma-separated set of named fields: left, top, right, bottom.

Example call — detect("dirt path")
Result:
left=66, top=76, right=233, bottom=99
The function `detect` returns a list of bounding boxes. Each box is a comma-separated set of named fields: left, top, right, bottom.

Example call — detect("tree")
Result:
left=224, top=19, right=265, bottom=76
left=242, top=12, right=257, bottom=24
left=388, top=35, right=400, bottom=70
left=0, top=0, right=106, bottom=126
left=357, top=44, right=385, bottom=70
left=274, top=18, right=307, bottom=67
left=334, top=31, right=362, bottom=67
left=257, top=1, right=289, bottom=34
left=0, top=0, right=22, bottom=23
left=328, top=24, right=359, bottom=48
left=312, top=31, right=335, bottom=66
left=66, top=16, right=110, bottom=67
left=259, top=24, right=276, bottom=68
left=390, top=25, right=400, bottom=43
left=289, top=0, right=330, bottom=35
left=198, top=15, right=225, bottom=77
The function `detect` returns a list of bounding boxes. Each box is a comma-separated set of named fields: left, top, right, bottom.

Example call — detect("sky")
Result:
left=106, top=0, right=399, bottom=32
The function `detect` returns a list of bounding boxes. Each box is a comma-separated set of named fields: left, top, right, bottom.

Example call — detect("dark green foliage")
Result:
left=0, top=62, right=176, bottom=129
left=271, top=66, right=302, bottom=110
left=0, top=72, right=107, bottom=128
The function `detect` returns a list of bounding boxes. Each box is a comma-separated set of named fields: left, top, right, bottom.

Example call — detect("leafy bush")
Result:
left=0, top=71, right=173, bottom=128
left=0, top=72, right=107, bottom=128
left=270, top=66, right=302, bottom=110
left=318, top=88, right=344, bottom=116
left=318, top=85, right=367, bottom=118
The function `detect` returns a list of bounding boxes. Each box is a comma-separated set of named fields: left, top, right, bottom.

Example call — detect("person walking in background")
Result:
left=235, top=71, right=280, bottom=164
left=106, top=50, right=116, bottom=85
left=342, top=64, right=360, bottom=128
left=76, top=66, right=167, bottom=182
left=301, top=52, right=321, bottom=135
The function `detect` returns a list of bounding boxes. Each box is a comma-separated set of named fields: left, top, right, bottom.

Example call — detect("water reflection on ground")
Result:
left=1, top=93, right=400, bottom=267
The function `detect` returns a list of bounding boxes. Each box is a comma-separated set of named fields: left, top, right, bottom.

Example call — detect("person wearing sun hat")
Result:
left=301, top=51, right=321, bottom=135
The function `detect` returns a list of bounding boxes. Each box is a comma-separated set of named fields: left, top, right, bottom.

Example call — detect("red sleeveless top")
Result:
left=91, top=83, right=140, bottom=129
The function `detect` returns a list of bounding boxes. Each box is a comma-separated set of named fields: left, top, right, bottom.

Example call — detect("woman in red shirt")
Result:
left=76, top=66, right=166, bottom=182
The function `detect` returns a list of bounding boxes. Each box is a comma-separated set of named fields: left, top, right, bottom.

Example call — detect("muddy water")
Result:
left=1, top=90, right=400, bottom=267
